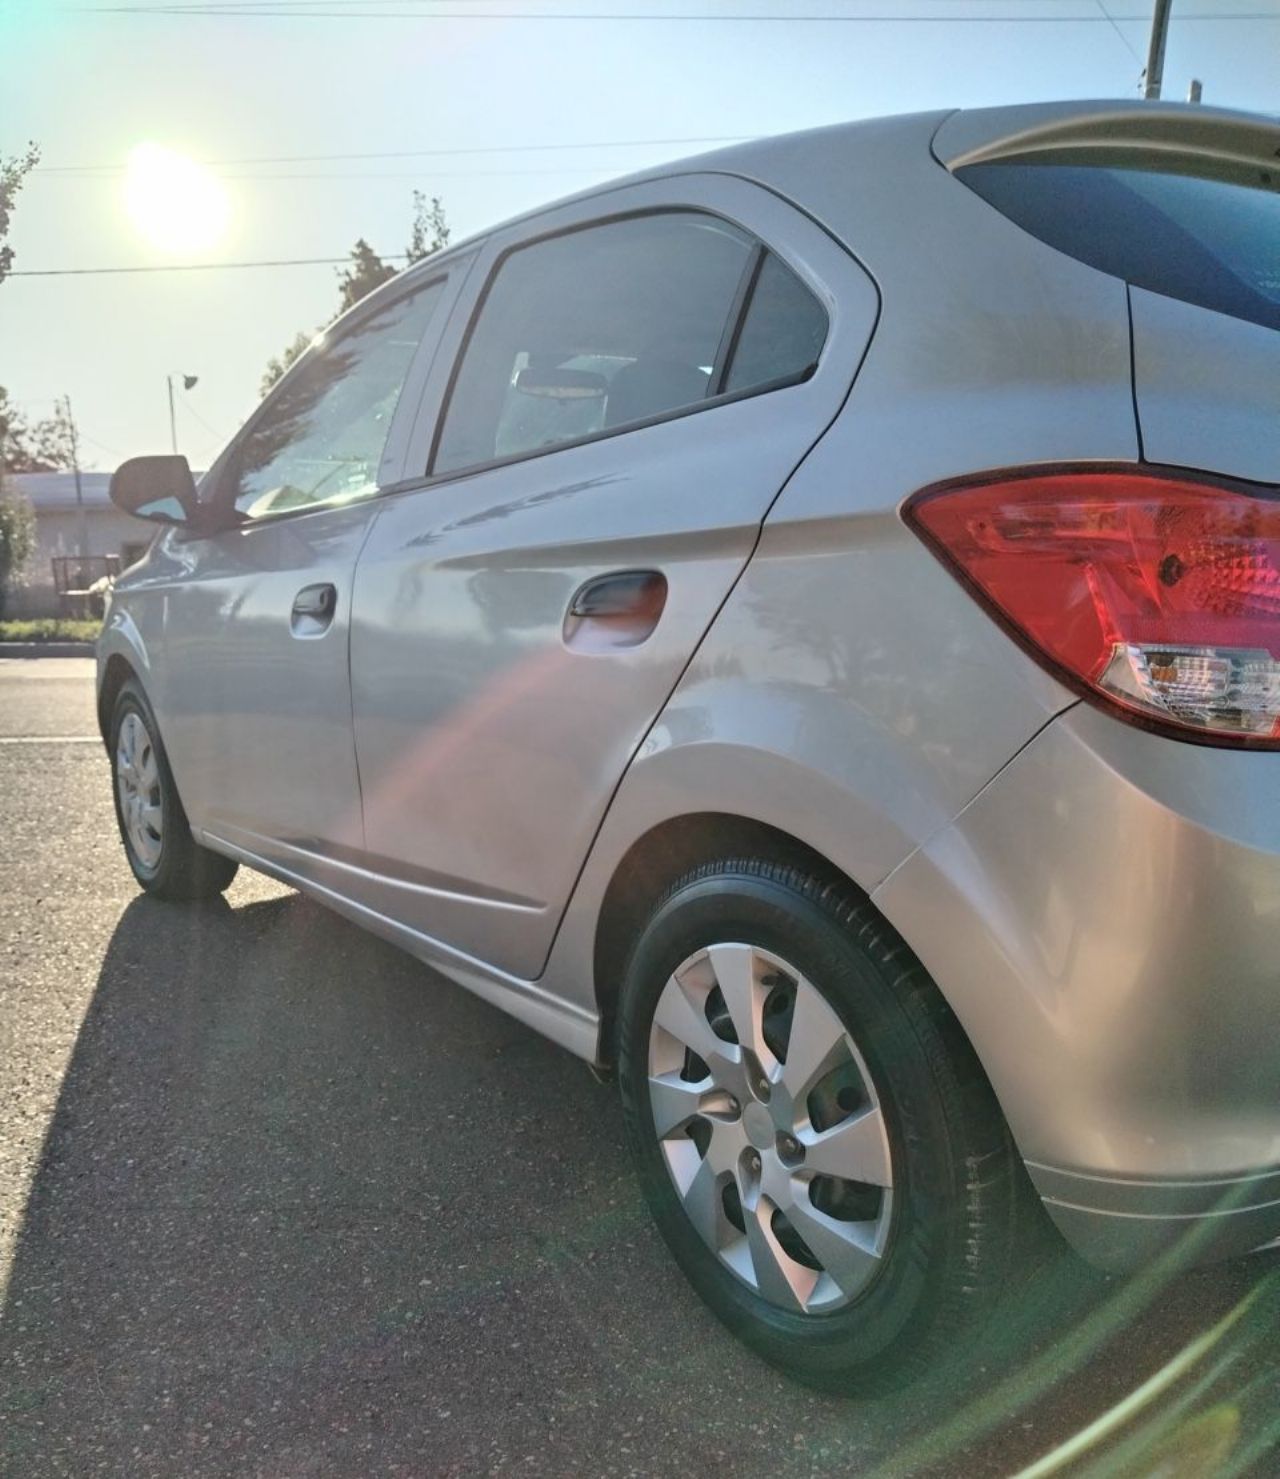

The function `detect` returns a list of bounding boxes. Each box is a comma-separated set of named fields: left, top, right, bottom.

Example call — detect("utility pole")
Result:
left=61, top=395, right=87, bottom=561
left=1143, top=0, right=1173, bottom=100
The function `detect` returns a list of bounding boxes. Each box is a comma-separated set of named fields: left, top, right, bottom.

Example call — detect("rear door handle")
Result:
left=569, top=569, right=666, bottom=620
left=565, top=569, right=668, bottom=650
left=291, top=582, right=337, bottom=635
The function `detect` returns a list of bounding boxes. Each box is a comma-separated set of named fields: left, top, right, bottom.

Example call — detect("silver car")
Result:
left=98, top=99, right=1280, bottom=1391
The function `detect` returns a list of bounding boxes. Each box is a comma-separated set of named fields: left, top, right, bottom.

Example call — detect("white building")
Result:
left=2, top=471, right=160, bottom=618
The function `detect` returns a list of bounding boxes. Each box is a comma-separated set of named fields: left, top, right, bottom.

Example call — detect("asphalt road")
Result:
left=1, top=657, right=1277, bottom=1478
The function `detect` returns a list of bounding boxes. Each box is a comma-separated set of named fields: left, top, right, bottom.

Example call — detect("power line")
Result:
left=97, top=0, right=1161, bottom=5
left=1095, top=0, right=1143, bottom=66
left=82, top=0, right=1143, bottom=4
left=23, top=401, right=128, bottom=459
left=72, top=4, right=1280, bottom=18
left=36, top=134, right=756, bottom=175
left=32, top=166, right=689, bottom=184
left=8, top=254, right=412, bottom=278
left=78, top=428, right=128, bottom=457
left=177, top=391, right=230, bottom=443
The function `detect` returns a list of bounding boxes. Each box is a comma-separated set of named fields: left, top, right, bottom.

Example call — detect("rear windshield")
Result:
left=956, top=160, right=1280, bottom=333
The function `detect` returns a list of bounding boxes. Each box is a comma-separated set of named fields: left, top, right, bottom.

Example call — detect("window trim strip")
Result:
left=709, top=243, right=765, bottom=398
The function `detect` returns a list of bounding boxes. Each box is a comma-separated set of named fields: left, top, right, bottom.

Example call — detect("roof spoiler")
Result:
left=933, top=99, right=1280, bottom=175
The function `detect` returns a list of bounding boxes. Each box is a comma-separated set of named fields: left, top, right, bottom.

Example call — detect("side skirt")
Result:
left=199, top=829, right=600, bottom=1063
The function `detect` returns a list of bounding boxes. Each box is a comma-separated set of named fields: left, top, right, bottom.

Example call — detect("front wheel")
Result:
left=110, top=679, right=239, bottom=901
left=616, top=857, right=1023, bottom=1392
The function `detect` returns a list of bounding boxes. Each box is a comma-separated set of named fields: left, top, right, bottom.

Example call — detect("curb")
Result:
left=0, top=642, right=96, bottom=659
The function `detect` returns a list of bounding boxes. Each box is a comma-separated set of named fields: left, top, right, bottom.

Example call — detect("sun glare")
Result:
left=123, top=143, right=231, bottom=255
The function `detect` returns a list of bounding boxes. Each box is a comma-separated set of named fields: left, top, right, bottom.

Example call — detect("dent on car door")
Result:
left=157, top=271, right=456, bottom=870
left=347, top=178, right=879, bottom=979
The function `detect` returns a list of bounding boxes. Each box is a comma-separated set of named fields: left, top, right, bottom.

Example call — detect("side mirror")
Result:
left=109, top=455, right=201, bottom=527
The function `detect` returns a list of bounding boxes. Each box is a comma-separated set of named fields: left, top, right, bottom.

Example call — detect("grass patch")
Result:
left=0, top=618, right=101, bottom=643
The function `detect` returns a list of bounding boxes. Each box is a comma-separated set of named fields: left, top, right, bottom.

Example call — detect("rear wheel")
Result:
left=110, top=680, right=239, bottom=901
left=616, top=856, right=1023, bottom=1392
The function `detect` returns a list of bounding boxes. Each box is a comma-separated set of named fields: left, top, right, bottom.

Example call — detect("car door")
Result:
left=156, top=264, right=467, bottom=879
left=346, top=175, right=878, bottom=979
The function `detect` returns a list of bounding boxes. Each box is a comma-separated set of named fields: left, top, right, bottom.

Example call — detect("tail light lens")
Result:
left=906, top=469, right=1280, bottom=747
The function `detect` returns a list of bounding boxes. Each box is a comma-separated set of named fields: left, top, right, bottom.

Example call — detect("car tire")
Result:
left=616, top=855, right=1024, bottom=1393
left=109, top=679, right=240, bottom=901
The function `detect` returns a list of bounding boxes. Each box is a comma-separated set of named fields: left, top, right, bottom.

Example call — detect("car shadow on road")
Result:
left=2, top=888, right=1278, bottom=1477
left=0, top=890, right=651, bottom=1472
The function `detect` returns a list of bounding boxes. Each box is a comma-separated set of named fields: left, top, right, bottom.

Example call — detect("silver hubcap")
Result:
left=648, top=943, right=894, bottom=1314
left=116, top=710, right=163, bottom=870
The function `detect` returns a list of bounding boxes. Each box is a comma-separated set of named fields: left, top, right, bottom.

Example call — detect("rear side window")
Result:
left=724, top=253, right=828, bottom=394
left=432, top=211, right=827, bottom=476
left=957, top=161, right=1280, bottom=333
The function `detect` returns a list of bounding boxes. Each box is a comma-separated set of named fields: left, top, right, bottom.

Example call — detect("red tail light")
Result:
left=906, top=468, right=1280, bottom=748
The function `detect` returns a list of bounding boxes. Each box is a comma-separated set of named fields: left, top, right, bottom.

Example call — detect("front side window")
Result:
left=229, top=277, right=446, bottom=522
left=433, top=212, right=757, bottom=475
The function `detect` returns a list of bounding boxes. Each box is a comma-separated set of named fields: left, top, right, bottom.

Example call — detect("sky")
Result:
left=1, top=0, right=1278, bottom=471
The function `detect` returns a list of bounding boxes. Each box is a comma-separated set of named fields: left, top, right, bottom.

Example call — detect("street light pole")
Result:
left=166, top=372, right=199, bottom=455
left=1143, top=0, right=1174, bottom=100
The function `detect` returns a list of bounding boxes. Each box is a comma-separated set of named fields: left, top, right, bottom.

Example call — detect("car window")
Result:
left=956, top=160, right=1280, bottom=333
left=433, top=212, right=755, bottom=475
left=229, top=277, right=447, bottom=522
left=723, top=252, right=828, bottom=393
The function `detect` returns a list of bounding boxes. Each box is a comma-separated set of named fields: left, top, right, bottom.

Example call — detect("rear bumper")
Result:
left=873, top=701, right=1280, bottom=1270
left=1027, top=1162, right=1280, bottom=1271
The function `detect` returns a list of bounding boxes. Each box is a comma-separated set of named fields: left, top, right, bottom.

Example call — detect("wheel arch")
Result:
left=97, top=602, right=155, bottom=747
left=98, top=652, right=139, bottom=745
left=585, top=805, right=1041, bottom=1263
left=592, top=812, right=881, bottom=1070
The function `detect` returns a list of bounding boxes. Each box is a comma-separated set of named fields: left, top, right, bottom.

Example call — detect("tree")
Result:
left=0, top=484, right=35, bottom=617
left=0, top=143, right=50, bottom=611
left=0, top=387, right=34, bottom=471
left=31, top=397, right=76, bottom=471
left=260, top=330, right=313, bottom=397
left=261, top=193, right=451, bottom=395
left=407, top=191, right=450, bottom=264
left=336, top=237, right=398, bottom=313
left=0, top=387, right=77, bottom=474
left=0, top=143, right=39, bottom=286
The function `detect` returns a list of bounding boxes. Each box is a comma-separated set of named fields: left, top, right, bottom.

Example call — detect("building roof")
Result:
left=4, top=470, right=204, bottom=513
left=5, top=471, right=115, bottom=512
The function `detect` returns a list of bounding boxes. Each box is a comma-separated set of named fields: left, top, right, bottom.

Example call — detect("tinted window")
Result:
left=434, top=212, right=755, bottom=474
left=230, top=278, right=445, bottom=521
left=957, top=161, right=1280, bottom=332
left=724, top=253, right=827, bottom=393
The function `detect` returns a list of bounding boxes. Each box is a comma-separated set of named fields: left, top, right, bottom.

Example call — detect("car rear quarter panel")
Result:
left=876, top=704, right=1280, bottom=1181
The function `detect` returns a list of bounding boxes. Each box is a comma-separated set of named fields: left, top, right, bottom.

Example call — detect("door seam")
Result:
left=531, top=259, right=885, bottom=981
